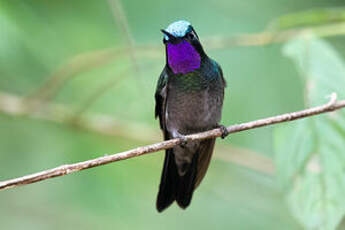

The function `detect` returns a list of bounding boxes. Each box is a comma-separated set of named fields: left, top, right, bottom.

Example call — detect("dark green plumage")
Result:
left=155, top=20, right=227, bottom=212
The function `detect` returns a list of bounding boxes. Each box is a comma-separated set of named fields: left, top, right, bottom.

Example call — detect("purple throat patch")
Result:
left=167, top=40, right=201, bottom=74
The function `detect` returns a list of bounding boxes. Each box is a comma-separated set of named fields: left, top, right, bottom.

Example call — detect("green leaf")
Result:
left=274, top=37, right=345, bottom=230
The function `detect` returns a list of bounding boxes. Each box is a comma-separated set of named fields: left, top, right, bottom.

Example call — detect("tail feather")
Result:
left=156, top=149, right=178, bottom=212
left=156, top=138, right=216, bottom=212
left=175, top=151, right=199, bottom=209
left=195, top=138, right=216, bottom=188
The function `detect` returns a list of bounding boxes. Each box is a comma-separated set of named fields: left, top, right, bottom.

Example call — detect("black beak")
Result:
left=161, top=29, right=176, bottom=42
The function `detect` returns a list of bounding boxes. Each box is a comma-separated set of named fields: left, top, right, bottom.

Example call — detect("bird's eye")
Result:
left=187, top=32, right=196, bottom=40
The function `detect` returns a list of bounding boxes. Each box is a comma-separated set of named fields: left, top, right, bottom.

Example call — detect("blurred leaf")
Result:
left=283, top=36, right=345, bottom=104
left=275, top=117, right=345, bottom=230
left=284, top=35, right=345, bottom=126
left=337, top=217, right=345, bottom=230
left=268, top=8, right=345, bottom=30
left=274, top=37, right=345, bottom=230
left=274, top=120, right=315, bottom=189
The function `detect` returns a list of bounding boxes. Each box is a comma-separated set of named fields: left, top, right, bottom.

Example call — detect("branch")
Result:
left=107, top=0, right=144, bottom=89
left=203, top=22, right=345, bottom=49
left=0, top=91, right=160, bottom=142
left=26, top=48, right=122, bottom=106
left=134, top=22, right=345, bottom=57
left=0, top=93, right=344, bottom=191
left=215, top=145, right=275, bottom=174
left=18, top=22, right=345, bottom=112
left=71, top=68, right=127, bottom=118
left=107, top=0, right=138, bottom=69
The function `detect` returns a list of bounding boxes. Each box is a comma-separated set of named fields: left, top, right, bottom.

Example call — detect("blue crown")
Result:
left=164, top=20, right=192, bottom=40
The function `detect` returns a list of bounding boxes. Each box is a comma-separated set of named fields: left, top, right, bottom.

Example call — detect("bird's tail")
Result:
left=156, top=148, right=178, bottom=212
left=156, top=138, right=216, bottom=212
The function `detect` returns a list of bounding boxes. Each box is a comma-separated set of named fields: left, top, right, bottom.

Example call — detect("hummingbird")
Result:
left=155, top=20, right=228, bottom=212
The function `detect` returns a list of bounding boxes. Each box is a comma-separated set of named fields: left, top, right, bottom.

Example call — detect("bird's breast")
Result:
left=166, top=77, right=224, bottom=134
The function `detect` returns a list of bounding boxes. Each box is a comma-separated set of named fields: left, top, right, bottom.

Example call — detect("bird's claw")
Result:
left=178, top=135, right=188, bottom=148
left=218, top=125, right=229, bottom=139
left=172, top=131, right=188, bottom=147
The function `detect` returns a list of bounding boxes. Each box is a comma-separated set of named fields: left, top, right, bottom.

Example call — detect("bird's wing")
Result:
left=215, top=61, right=227, bottom=88
left=194, top=60, right=226, bottom=188
left=155, top=66, right=169, bottom=133
left=155, top=67, right=178, bottom=212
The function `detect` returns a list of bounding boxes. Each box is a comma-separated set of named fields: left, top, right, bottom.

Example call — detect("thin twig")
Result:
left=0, top=91, right=160, bottom=142
left=107, top=0, right=141, bottom=76
left=203, top=22, right=345, bottom=50
left=72, top=61, right=156, bottom=118
left=71, top=69, right=127, bottom=119
left=133, top=22, right=345, bottom=58
left=215, top=145, right=275, bottom=174
left=23, top=22, right=345, bottom=104
left=0, top=93, right=344, bottom=191
left=20, top=22, right=345, bottom=109
left=26, top=48, right=122, bottom=106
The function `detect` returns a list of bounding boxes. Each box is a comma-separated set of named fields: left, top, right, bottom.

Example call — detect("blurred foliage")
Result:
left=0, top=0, right=345, bottom=230
left=275, top=37, right=345, bottom=230
left=268, top=8, right=345, bottom=30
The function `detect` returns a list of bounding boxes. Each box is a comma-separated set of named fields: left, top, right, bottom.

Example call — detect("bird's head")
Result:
left=161, top=20, right=205, bottom=74
left=161, top=20, right=204, bottom=55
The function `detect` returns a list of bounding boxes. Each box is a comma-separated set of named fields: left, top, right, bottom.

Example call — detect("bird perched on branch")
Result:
left=155, top=20, right=228, bottom=212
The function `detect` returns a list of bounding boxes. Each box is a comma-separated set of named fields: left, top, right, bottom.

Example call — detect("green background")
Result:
left=0, top=0, right=344, bottom=229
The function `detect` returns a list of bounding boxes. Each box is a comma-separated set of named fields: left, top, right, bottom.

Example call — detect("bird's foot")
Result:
left=217, top=124, right=229, bottom=139
left=172, top=131, right=188, bottom=147
left=178, top=135, right=188, bottom=148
